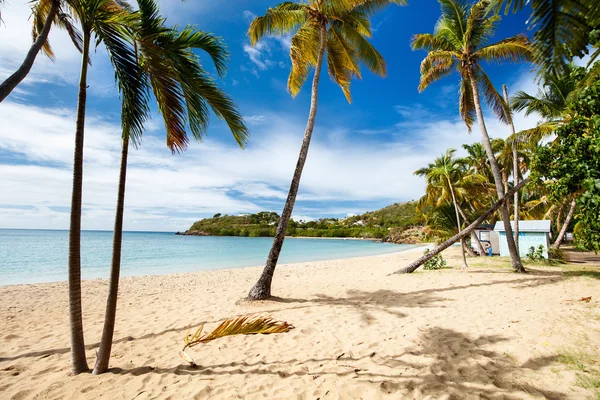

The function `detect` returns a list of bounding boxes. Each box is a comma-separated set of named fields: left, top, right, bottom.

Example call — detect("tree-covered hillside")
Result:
left=183, top=202, right=423, bottom=242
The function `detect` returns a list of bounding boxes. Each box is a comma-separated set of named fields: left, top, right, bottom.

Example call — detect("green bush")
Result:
left=527, top=245, right=546, bottom=262
left=422, top=249, right=447, bottom=270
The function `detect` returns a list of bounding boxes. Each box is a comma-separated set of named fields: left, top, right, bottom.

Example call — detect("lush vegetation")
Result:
left=185, top=202, right=420, bottom=241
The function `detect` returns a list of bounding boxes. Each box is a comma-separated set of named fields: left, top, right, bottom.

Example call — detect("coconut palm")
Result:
left=502, top=84, right=520, bottom=252
left=490, top=0, right=600, bottom=74
left=510, top=62, right=583, bottom=144
left=92, top=0, right=249, bottom=375
left=415, top=149, right=488, bottom=267
left=31, top=0, right=147, bottom=374
left=412, top=0, right=532, bottom=272
left=510, top=63, right=584, bottom=249
left=246, top=0, right=405, bottom=300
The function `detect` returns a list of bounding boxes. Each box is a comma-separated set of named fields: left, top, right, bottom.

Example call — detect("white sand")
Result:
left=1, top=246, right=599, bottom=399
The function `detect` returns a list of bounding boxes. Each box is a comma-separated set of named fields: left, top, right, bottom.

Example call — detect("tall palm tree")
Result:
left=412, top=0, right=532, bottom=272
left=34, top=0, right=146, bottom=374
left=0, top=0, right=86, bottom=102
left=416, top=149, right=487, bottom=267
left=246, top=0, right=404, bottom=300
left=92, top=0, right=249, bottom=375
left=503, top=84, right=520, bottom=252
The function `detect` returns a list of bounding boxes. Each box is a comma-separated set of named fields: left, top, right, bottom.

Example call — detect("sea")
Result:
left=0, top=229, right=421, bottom=286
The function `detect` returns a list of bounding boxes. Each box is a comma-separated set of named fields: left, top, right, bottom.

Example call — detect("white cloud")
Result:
left=244, top=115, right=267, bottom=124
left=242, top=35, right=291, bottom=77
left=291, top=215, right=315, bottom=223
left=243, top=10, right=257, bottom=22
left=0, top=68, right=543, bottom=231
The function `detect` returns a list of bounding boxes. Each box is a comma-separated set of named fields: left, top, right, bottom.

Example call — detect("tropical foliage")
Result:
left=185, top=202, right=419, bottom=241
left=533, top=76, right=600, bottom=252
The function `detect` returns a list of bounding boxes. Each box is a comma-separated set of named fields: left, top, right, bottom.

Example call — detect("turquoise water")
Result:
left=0, top=230, right=420, bottom=286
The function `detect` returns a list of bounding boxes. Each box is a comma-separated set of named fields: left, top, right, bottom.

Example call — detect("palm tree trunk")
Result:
left=68, top=32, right=90, bottom=374
left=394, top=178, right=529, bottom=274
left=448, top=179, right=468, bottom=268
left=0, top=0, right=58, bottom=103
left=468, top=73, right=525, bottom=272
left=503, top=85, right=520, bottom=254
left=457, top=205, right=485, bottom=255
left=552, top=198, right=576, bottom=249
left=247, top=24, right=327, bottom=301
left=92, top=135, right=129, bottom=375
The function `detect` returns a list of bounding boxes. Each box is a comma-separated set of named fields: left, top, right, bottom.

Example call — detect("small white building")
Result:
left=473, top=224, right=500, bottom=255
left=494, top=220, right=551, bottom=258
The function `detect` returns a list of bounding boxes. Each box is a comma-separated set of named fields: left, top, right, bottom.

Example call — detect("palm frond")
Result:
left=459, top=76, right=476, bottom=130
left=475, top=34, right=532, bottom=63
left=475, top=65, right=511, bottom=124
left=411, top=33, right=456, bottom=52
left=248, top=2, right=308, bottom=46
left=418, top=51, right=454, bottom=92
left=95, top=6, right=150, bottom=144
left=174, top=28, right=230, bottom=78
left=332, top=21, right=386, bottom=76
left=287, top=21, right=321, bottom=97
left=180, top=315, right=294, bottom=367
left=326, top=31, right=354, bottom=102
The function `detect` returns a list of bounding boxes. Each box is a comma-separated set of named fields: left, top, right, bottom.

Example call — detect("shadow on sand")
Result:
left=109, top=326, right=566, bottom=399
left=0, top=271, right=571, bottom=363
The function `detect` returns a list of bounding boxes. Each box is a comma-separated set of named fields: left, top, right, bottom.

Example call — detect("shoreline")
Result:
left=0, top=244, right=429, bottom=288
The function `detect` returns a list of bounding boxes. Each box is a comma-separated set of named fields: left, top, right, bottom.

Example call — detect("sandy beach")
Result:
left=1, top=246, right=599, bottom=399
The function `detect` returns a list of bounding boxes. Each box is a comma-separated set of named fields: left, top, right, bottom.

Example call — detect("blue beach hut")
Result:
left=494, top=220, right=551, bottom=258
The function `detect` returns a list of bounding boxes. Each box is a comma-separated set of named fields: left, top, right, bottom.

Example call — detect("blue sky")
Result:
left=0, top=0, right=542, bottom=231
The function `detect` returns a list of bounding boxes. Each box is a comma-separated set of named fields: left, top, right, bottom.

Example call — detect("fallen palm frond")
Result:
left=180, top=315, right=294, bottom=366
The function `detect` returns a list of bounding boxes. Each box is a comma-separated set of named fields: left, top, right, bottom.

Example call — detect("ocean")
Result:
left=0, top=229, right=421, bottom=285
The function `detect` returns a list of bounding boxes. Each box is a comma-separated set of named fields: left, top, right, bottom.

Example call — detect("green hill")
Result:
left=182, top=202, right=424, bottom=243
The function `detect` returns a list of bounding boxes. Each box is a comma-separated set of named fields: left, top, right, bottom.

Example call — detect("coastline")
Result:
left=0, top=243, right=428, bottom=288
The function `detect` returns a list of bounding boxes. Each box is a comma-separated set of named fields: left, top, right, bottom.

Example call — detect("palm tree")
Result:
left=92, top=0, right=249, bottom=375
left=32, top=0, right=146, bottom=374
left=416, top=149, right=488, bottom=267
left=510, top=62, right=582, bottom=143
left=1, top=0, right=57, bottom=101
left=502, top=84, right=520, bottom=252
left=412, top=0, right=532, bottom=272
left=246, top=0, right=404, bottom=300
left=510, top=63, right=583, bottom=249
left=490, top=0, right=600, bottom=74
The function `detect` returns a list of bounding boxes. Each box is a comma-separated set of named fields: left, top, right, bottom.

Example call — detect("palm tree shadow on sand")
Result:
left=109, top=327, right=566, bottom=399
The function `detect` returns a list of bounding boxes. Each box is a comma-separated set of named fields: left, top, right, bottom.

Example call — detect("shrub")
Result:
left=527, top=245, right=547, bottom=262
left=422, top=249, right=447, bottom=270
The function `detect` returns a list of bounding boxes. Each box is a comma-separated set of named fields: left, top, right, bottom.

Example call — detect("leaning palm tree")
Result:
left=246, top=0, right=405, bottom=300
left=34, top=0, right=146, bottom=374
left=412, top=0, right=532, bottom=272
left=92, top=0, right=249, bottom=375
left=0, top=0, right=84, bottom=102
